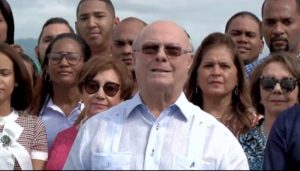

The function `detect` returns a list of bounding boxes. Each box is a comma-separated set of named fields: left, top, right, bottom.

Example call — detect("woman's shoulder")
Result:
left=15, top=110, right=43, bottom=125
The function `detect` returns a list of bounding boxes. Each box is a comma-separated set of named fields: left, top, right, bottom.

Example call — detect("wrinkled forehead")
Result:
left=138, top=22, right=191, bottom=47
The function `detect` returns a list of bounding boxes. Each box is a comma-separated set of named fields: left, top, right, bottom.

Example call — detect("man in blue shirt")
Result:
left=64, top=20, right=249, bottom=170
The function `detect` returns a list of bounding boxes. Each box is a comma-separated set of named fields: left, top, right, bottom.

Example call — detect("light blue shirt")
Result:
left=39, top=98, right=84, bottom=149
left=64, top=92, right=249, bottom=170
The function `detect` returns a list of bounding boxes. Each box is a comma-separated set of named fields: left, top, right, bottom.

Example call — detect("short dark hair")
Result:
left=0, top=43, right=32, bottom=110
left=262, top=0, right=300, bottom=17
left=30, top=33, right=91, bottom=116
left=76, top=0, right=116, bottom=18
left=225, top=11, right=262, bottom=39
left=43, top=33, right=91, bottom=67
left=37, top=17, right=74, bottom=45
left=0, top=0, right=14, bottom=44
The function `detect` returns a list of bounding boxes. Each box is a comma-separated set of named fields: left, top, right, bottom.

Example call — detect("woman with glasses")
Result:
left=0, top=43, right=47, bottom=170
left=239, top=51, right=300, bottom=170
left=45, top=56, right=134, bottom=170
left=28, top=33, right=91, bottom=150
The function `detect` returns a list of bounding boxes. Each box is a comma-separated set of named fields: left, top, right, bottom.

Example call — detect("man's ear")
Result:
left=35, top=46, right=42, bottom=64
left=114, top=16, right=120, bottom=26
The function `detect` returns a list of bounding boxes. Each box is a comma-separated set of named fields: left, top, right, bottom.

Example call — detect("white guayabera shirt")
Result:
left=64, top=92, right=249, bottom=170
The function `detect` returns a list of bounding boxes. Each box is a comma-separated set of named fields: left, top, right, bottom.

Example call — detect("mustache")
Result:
left=270, top=36, right=288, bottom=42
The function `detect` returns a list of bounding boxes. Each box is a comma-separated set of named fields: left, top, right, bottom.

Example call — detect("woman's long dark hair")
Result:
left=0, top=0, right=14, bottom=44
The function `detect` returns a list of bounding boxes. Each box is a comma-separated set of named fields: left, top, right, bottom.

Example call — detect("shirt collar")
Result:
left=0, top=110, right=18, bottom=125
left=40, top=97, right=84, bottom=116
left=125, top=92, right=144, bottom=118
left=124, top=92, right=193, bottom=121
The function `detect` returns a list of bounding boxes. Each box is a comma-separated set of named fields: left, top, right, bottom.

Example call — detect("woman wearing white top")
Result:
left=0, top=43, right=48, bottom=170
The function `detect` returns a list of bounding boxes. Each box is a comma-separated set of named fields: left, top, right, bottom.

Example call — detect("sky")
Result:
left=8, top=0, right=267, bottom=54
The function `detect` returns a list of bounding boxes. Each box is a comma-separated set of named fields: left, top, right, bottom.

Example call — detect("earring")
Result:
left=44, top=74, right=51, bottom=82
left=234, top=86, right=239, bottom=95
left=195, top=86, right=199, bottom=94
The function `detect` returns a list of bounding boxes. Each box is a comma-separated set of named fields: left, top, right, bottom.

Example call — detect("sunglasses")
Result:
left=47, top=52, right=82, bottom=65
left=138, top=43, right=192, bottom=57
left=260, top=76, right=298, bottom=92
left=84, top=80, right=120, bottom=97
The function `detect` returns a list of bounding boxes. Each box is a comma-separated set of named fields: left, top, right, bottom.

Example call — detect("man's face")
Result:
left=36, top=23, right=72, bottom=64
left=262, top=0, right=300, bottom=52
left=112, top=21, right=145, bottom=72
left=133, top=22, right=193, bottom=92
left=76, top=0, right=115, bottom=50
left=227, top=15, right=264, bottom=64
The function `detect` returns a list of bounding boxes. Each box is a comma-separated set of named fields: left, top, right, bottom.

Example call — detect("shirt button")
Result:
left=106, top=162, right=110, bottom=168
left=151, top=149, right=155, bottom=157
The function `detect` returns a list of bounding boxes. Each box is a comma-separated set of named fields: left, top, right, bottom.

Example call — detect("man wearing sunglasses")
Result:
left=64, top=20, right=249, bottom=170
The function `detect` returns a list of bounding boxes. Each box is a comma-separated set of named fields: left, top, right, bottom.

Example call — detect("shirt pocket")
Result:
left=91, top=152, right=132, bottom=170
left=172, top=155, right=214, bottom=170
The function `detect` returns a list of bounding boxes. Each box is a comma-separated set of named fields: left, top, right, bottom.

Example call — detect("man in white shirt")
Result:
left=64, top=20, right=249, bottom=170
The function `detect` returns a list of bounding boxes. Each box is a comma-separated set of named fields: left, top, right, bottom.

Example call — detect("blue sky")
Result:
left=8, top=0, right=267, bottom=56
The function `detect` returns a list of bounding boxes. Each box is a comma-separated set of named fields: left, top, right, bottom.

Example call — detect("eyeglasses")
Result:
left=84, top=80, right=120, bottom=97
left=137, top=43, right=192, bottom=57
left=47, top=52, right=82, bottom=65
left=260, top=76, right=298, bottom=92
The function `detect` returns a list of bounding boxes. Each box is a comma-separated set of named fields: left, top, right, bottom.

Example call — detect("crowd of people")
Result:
left=0, top=0, right=300, bottom=170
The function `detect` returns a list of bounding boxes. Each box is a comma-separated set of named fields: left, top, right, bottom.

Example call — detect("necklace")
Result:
left=260, top=123, right=268, bottom=141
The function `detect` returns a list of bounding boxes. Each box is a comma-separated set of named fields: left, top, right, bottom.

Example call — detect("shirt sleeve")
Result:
left=219, top=132, right=250, bottom=170
left=63, top=123, right=91, bottom=170
left=31, top=117, right=48, bottom=160
left=263, top=112, right=287, bottom=170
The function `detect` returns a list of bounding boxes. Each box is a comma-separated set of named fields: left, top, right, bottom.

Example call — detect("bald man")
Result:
left=112, top=17, right=146, bottom=93
left=64, top=20, right=249, bottom=170
left=112, top=17, right=146, bottom=72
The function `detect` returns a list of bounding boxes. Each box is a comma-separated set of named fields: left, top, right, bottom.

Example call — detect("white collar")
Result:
left=0, top=110, right=18, bottom=125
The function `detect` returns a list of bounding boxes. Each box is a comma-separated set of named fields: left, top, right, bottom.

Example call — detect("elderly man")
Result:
left=64, top=20, right=249, bottom=170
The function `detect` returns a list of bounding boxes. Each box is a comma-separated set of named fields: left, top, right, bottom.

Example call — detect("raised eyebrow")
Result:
left=42, top=35, right=55, bottom=41
left=200, top=60, right=214, bottom=65
left=165, top=43, right=182, bottom=47
left=78, top=13, right=89, bottom=18
left=230, top=30, right=242, bottom=34
left=264, top=18, right=276, bottom=23
left=245, top=31, right=257, bottom=36
left=114, top=40, right=126, bottom=43
left=79, top=11, right=105, bottom=17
